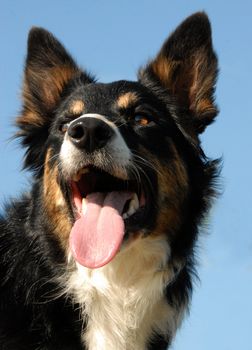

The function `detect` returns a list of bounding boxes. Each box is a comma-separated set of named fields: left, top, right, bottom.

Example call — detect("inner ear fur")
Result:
left=139, top=12, right=218, bottom=134
left=18, top=27, right=93, bottom=129
left=16, top=27, right=93, bottom=173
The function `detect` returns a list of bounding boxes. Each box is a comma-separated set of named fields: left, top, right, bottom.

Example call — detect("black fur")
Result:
left=0, top=12, right=219, bottom=349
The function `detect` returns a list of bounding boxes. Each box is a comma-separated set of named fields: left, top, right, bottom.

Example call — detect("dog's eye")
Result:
left=59, top=123, right=70, bottom=133
left=134, top=115, right=151, bottom=126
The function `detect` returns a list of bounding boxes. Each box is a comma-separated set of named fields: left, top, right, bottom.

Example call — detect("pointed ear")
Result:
left=19, top=27, right=93, bottom=127
left=139, top=12, right=218, bottom=134
left=16, top=28, right=94, bottom=173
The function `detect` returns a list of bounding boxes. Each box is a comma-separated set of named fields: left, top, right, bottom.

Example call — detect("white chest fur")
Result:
left=67, top=235, right=184, bottom=350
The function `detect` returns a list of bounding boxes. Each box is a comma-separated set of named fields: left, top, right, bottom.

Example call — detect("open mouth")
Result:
left=69, top=166, right=146, bottom=269
left=71, top=166, right=145, bottom=219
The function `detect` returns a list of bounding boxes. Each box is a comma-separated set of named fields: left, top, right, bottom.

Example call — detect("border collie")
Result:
left=0, top=12, right=219, bottom=350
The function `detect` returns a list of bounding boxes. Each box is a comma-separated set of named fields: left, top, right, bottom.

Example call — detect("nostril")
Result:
left=68, top=124, right=85, bottom=140
left=95, top=124, right=113, bottom=142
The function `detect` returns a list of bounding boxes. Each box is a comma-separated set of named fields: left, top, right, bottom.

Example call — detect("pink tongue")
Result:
left=69, top=191, right=132, bottom=269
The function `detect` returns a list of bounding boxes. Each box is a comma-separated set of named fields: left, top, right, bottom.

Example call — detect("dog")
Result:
left=0, top=12, right=219, bottom=350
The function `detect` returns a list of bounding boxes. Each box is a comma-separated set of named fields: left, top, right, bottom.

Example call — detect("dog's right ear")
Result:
left=17, top=28, right=93, bottom=173
left=18, top=27, right=93, bottom=128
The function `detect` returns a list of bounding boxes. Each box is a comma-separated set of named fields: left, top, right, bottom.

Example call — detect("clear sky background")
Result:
left=1, top=1, right=251, bottom=349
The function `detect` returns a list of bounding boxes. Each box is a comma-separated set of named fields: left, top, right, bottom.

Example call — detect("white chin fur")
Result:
left=65, top=235, right=185, bottom=350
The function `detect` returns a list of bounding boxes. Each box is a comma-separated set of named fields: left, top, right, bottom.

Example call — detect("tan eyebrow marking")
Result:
left=117, top=92, right=138, bottom=109
left=69, top=100, right=85, bottom=115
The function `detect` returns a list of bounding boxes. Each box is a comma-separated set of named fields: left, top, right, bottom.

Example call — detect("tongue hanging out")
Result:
left=69, top=191, right=133, bottom=269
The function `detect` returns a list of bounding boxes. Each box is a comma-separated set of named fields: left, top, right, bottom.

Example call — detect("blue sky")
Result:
left=1, top=1, right=252, bottom=349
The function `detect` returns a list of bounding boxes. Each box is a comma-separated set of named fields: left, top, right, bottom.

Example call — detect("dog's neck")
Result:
left=66, top=235, right=185, bottom=350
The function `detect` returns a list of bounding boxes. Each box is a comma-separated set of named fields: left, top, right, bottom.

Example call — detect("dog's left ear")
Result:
left=139, top=12, right=218, bottom=134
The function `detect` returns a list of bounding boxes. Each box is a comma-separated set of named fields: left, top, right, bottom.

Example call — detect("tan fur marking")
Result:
left=117, top=92, right=138, bottom=109
left=17, top=65, right=79, bottom=128
left=152, top=55, right=180, bottom=92
left=43, top=149, right=72, bottom=250
left=159, top=144, right=188, bottom=234
left=16, top=111, right=43, bottom=128
left=40, top=65, right=78, bottom=108
left=195, top=97, right=215, bottom=116
left=139, top=143, right=188, bottom=236
left=152, top=51, right=217, bottom=124
left=69, top=100, right=84, bottom=115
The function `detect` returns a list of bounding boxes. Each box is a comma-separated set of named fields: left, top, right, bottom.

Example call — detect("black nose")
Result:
left=68, top=117, right=115, bottom=153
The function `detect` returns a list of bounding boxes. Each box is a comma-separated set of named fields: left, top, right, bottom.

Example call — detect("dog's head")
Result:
left=17, top=12, right=218, bottom=268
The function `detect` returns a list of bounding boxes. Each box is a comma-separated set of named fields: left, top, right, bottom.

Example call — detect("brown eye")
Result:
left=134, top=115, right=150, bottom=126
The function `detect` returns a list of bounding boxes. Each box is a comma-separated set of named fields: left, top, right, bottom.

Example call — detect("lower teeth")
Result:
left=82, top=198, right=87, bottom=215
left=123, top=193, right=139, bottom=219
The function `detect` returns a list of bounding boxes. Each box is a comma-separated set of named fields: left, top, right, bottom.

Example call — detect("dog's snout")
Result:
left=68, top=117, right=115, bottom=153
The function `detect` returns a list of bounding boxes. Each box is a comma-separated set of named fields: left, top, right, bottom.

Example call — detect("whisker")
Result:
left=129, top=160, right=156, bottom=198
left=116, top=121, right=128, bottom=128
left=34, top=153, right=60, bottom=173
left=129, top=163, right=142, bottom=194
left=136, top=165, right=155, bottom=196
left=132, top=151, right=163, bottom=177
